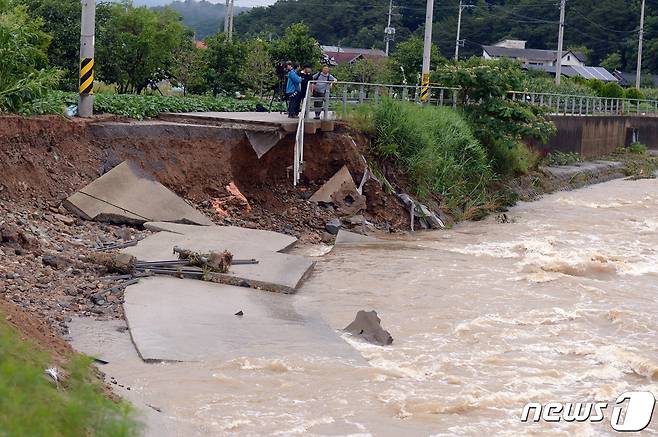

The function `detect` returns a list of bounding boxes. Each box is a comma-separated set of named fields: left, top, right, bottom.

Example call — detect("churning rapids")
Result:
left=76, top=177, right=658, bottom=436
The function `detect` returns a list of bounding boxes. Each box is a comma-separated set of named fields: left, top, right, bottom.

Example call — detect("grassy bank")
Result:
left=22, top=92, right=285, bottom=119
left=348, top=99, right=513, bottom=220
left=0, top=310, right=139, bottom=436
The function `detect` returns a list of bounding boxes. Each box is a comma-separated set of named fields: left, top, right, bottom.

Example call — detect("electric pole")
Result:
left=421, top=0, right=434, bottom=103
left=636, top=0, right=646, bottom=89
left=385, top=0, right=395, bottom=56
left=454, top=1, right=473, bottom=61
left=228, top=0, right=235, bottom=40
left=555, top=0, right=566, bottom=86
left=78, top=0, right=96, bottom=117
left=224, top=0, right=230, bottom=36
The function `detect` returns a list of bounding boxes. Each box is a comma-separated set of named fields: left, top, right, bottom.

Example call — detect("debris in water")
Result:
left=234, top=310, right=244, bottom=316
left=344, top=310, right=393, bottom=346
left=44, top=367, right=60, bottom=388
left=397, top=193, right=444, bottom=231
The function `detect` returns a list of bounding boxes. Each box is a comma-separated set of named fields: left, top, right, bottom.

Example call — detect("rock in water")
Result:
left=343, top=310, right=393, bottom=346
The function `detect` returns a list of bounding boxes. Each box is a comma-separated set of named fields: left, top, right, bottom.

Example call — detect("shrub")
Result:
left=627, top=142, right=647, bottom=154
left=624, top=87, right=644, bottom=100
left=601, top=82, right=624, bottom=98
left=351, top=98, right=493, bottom=213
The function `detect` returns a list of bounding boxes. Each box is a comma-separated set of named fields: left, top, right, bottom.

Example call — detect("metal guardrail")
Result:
left=292, top=82, right=658, bottom=185
left=508, top=91, right=658, bottom=116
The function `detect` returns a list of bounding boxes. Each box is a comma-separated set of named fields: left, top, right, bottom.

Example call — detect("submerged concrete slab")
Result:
left=64, top=161, right=213, bottom=226
left=334, top=230, right=381, bottom=246
left=123, top=277, right=365, bottom=363
left=124, top=228, right=311, bottom=292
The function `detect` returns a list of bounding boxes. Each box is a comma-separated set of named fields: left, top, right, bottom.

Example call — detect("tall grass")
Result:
left=349, top=99, right=493, bottom=214
left=0, top=315, right=139, bottom=436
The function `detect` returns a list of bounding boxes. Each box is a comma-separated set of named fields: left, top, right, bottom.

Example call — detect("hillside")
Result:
left=235, top=0, right=658, bottom=73
left=155, top=0, right=249, bottom=39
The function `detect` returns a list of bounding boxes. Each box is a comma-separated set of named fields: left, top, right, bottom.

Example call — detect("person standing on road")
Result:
left=311, top=65, right=338, bottom=119
left=300, top=64, right=314, bottom=102
left=285, top=62, right=302, bottom=118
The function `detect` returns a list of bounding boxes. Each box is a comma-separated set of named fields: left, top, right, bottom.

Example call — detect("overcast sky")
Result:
left=233, top=0, right=277, bottom=6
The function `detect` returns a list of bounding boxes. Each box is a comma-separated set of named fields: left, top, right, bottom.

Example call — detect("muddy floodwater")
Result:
left=74, top=178, right=658, bottom=436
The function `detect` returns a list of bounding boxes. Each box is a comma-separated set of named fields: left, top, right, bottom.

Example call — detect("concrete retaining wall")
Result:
left=532, top=115, right=658, bottom=157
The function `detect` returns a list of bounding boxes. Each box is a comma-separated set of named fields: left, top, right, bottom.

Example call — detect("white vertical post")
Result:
left=78, top=0, right=96, bottom=117
left=385, top=0, right=393, bottom=56
left=228, top=0, right=235, bottom=40
left=555, top=0, right=566, bottom=86
left=224, top=0, right=230, bottom=36
left=636, top=0, right=646, bottom=89
left=421, top=0, right=434, bottom=103
left=454, top=0, right=463, bottom=61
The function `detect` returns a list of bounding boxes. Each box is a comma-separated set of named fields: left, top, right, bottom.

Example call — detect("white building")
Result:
left=482, top=39, right=585, bottom=67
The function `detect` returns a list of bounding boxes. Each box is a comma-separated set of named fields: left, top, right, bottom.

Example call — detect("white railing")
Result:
left=292, top=82, right=658, bottom=186
left=508, top=91, right=658, bottom=116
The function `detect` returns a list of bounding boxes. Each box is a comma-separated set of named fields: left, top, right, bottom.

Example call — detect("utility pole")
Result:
left=454, top=1, right=473, bottom=61
left=555, top=0, right=566, bottom=86
left=224, top=0, right=230, bottom=36
left=636, top=0, right=646, bottom=89
left=228, top=0, right=235, bottom=40
left=385, top=0, right=395, bottom=56
left=78, top=0, right=96, bottom=117
left=421, top=0, right=434, bottom=103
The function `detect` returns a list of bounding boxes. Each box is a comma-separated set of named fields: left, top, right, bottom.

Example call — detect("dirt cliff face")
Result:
left=0, top=115, right=409, bottom=237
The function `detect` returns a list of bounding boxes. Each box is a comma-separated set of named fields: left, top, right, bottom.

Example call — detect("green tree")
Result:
left=242, top=38, right=274, bottom=98
left=171, top=41, right=208, bottom=96
left=23, top=0, right=80, bottom=91
left=0, top=2, right=61, bottom=112
left=391, top=36, right=442, bottom=85
left=268, top=23, right=322, bottom=67
left=436, top=58, right=555, bottom=175
left=600, top=52, right=622, bottom=71
left=96, top=2, right=188, bottom=94
left=203, top=32, right=246, bottom=95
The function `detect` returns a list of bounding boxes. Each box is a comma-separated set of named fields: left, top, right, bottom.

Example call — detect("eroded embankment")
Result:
left=0, top=115, right=409, bottom=238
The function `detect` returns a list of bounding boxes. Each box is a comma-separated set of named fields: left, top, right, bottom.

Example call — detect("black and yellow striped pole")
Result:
left=421, top=0, right=434, bottom=104
left=78, top=0, right=96, bottom=117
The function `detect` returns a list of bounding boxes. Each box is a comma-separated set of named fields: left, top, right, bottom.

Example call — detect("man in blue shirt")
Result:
left=285, top=62, right=302, bottom=118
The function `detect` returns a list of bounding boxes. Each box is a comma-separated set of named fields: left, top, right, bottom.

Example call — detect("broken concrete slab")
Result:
left=334, top=230, right=381, bottom=246
left=63, top=161, right=213, bottom=226
left=136, top=224, right=296, bottom=252
left=123, top=229, right=312, bottom=292
left=344, top=310, right=393, bottom=346
left=123, top=276, right=367, bottom=363
left=245, top=130, right=285, bottom=158
left=310, top=166, right=356, bottom=203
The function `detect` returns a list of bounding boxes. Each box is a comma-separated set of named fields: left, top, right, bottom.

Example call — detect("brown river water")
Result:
left=73, top=177, right=658, bottom=436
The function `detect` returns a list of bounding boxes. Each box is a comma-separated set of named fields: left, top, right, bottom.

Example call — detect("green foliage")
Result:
left=268, top=23, right=322, bottom=67
left=160, top=0, right=247, bottom=39
left=522, top=72, right=597, bottom=96
left=171, top=40, right=208, bottom=96
left=0, top=3, right=62, bottom=112
left=624, top=87, right=644, bottom=100
left=24, top=91, right=285, bottom=118
left=391, top=36, right=443, bottom=85
left=600, top=52, right=622, bottom=71
left=242, top=38, right=275, bottom=98
left=23, top=0, right=80, bottom=91
left=627, top=142, right=647, bottom=154
left=436, top=58, right=554, bottom=175
left=203, top=33, right=247, bottom=95
left=600, top=82, right=624, bottom=98
left=235, top=0, right=658, bottom=76
left=542, top=151, right=583, bottom=167
left=0, top=314, right=139, bottom=436
left=96, top=2, right=189, bottom=94
left=331, top=58, right=394, bottom=84
left=350, top=98, right=493, bottom=213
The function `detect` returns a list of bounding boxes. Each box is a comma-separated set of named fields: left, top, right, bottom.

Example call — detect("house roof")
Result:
left=321, top=45, right=387, bottom=64
left=614, top=71, right=658, bottom=87
left=194, top=40, right=207, bottom=49
left=525, top=64, right=618, bottom=82
left=483, top=45, right=586, bottom=63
